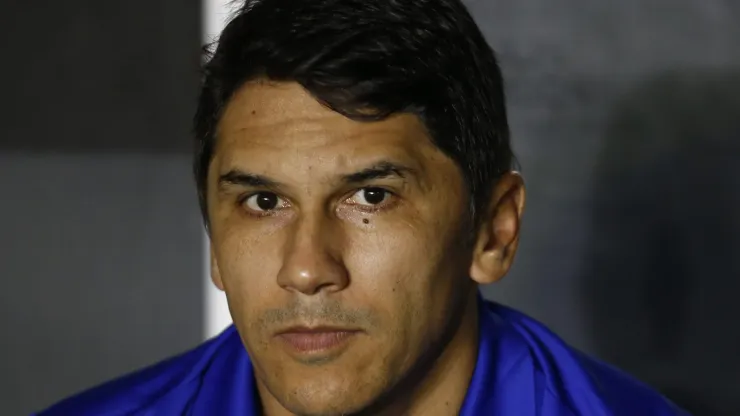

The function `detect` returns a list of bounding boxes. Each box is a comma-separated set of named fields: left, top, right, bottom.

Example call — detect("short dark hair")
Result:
left=194, top=0, right=515, bottom=227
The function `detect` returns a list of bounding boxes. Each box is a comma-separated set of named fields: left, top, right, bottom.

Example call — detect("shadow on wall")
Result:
left=580, top=69, right=740, bottom=416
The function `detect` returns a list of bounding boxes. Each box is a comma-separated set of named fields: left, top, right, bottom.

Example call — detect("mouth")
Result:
left=275, top=326, right=361, bottom=355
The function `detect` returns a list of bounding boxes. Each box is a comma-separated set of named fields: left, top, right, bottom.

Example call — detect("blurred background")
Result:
left=1, top=0, right=738, bottom=414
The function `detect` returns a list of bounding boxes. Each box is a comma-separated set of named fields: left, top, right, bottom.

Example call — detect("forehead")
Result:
left=214, top=81, right=442, bottom=172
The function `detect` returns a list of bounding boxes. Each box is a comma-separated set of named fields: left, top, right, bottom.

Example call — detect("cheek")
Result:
left=213, top=225, right=284, bottom=325
left=343, top=223, right=425, bottom=290
left=345, top=210, right=461, bottom=279
left=341, top=219, right=454, bottom=328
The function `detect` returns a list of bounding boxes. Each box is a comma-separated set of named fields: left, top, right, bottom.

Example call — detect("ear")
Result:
left=210, top=243, right=225, bottom=291
left=469, top=172, right=526, bottom=285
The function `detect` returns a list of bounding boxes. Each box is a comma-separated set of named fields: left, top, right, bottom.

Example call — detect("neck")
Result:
left=371, top=289, right=481, bottom=416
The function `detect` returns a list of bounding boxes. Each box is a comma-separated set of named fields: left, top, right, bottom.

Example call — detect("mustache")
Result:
left=255, top=298, right=378, bottom=329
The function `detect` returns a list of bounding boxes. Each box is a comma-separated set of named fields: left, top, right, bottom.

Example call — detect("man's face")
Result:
left=207, top=81, right=475, bottom=415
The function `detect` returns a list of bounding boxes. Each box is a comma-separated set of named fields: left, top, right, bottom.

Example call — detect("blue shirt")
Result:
left=37, top=299, right=688, bottom=415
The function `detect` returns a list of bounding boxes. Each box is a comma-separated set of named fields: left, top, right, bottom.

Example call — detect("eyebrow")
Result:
left=340, top=161, right=416, bottom=184
left=218, top=161, right=417, bottom=191
left=218, top=170, right=280, bottom=190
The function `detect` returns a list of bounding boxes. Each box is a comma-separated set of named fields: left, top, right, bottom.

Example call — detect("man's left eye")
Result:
left=349, top=187, right=390, bottom=206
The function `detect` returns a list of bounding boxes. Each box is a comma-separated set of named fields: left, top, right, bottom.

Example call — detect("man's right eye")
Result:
left=243, top=192, right=287, bottom=212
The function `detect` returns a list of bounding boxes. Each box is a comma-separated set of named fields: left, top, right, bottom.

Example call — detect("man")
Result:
left=38, top=0, right=688, bottom=414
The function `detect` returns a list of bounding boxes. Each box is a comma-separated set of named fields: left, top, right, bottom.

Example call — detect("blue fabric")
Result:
left=37, top=298, right=689, bottom=415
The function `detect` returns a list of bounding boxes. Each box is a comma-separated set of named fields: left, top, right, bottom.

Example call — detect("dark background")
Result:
left=1, top=0, right=738, bottom=414
left=0, top=0, right=204, bottom=414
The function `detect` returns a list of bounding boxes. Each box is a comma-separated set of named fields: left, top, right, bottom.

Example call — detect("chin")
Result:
left=278, top=379, right=375, bottom=416
left=283, top=396, right=362, bottom=416
left=284, top=402, right=357, bottom=416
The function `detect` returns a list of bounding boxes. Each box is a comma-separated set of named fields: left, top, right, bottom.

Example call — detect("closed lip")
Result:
left=274, top=326, right=362, bottom=353
left=275, top=326, right=361, bottom=335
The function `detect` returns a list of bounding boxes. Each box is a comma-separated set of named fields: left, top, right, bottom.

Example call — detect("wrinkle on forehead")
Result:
left=213, top=81, right=443, bottom=189
left=216, top=81, right=430, bottom=147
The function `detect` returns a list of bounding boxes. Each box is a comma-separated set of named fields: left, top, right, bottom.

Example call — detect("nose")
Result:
left=276, top=212, right=349, bottom=296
